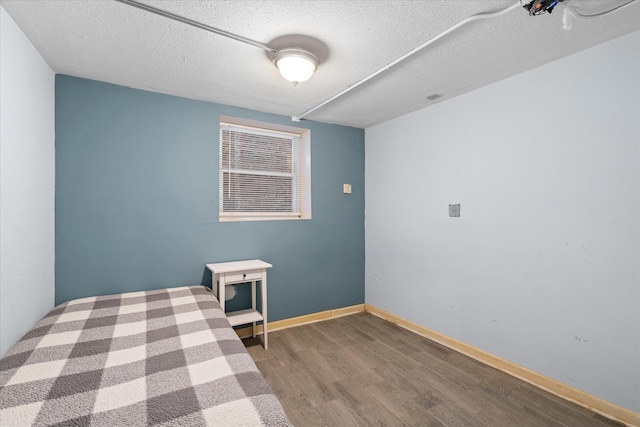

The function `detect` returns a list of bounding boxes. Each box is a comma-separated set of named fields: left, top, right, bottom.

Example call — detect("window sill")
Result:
left=219, top=213, right=310, bottom=222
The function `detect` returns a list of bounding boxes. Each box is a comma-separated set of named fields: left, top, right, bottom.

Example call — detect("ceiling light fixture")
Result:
left=272, top=48, right=318, bottom=85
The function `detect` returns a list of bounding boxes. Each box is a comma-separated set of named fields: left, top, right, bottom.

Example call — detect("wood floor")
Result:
left=243, top=312, right=622, bottom=427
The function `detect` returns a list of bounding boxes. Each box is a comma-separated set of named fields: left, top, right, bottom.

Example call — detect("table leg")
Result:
left=219, top=275, right=225, bottom=312
left=251, top=281, right=256, bottom=338
left=262, top=273, right=267, bottom=350
left=211, top=272, right=218, bottom=299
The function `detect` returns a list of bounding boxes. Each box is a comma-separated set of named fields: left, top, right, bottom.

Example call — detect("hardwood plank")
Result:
left=372, top=327, right=425, bottom=356
left=371, top=360, right=445, bottom=412
left=314, top=399, right=367, bottom=427
left=356, top=315, right=425, bottom=349
left=311, top=317, right=353, bottom=342
left=519, top=381, right=616, bottom=421
left=428, top=400, right=488, bottom=427
left=259, top=358, right=309, bottom=400
left=274, top=327, right=310, bottom=353
left=340, top=342, right=386, bottom=370
left=341, top=310, right=388, bottom=333
left=372, top=353, right=486, bottom=418
left=365, top=381, right=447, bottom=427
left=361, top=338, right=423, bottom=371
left=243, top=336, right=273, bottom=362
left=446, top=352, right=506, bottom=383
left=332, top=379, right=408, bottom=426
left=296, top=347, right=344, bottom=383
left=294, top=364, right=339, bottom=407
left=334, top=318, right=378, bottom=346
left=320, top=348, right=385, bottom=387
left=284, top=322, right=318, bottom=350
left=363, top=315, right=455, bottom=360
left=509, top=385, right=605, bottom=426
left=468, top=383, right=546, bottom=427
left=279, top=393, right=326, bottom=427
left=471, top=381, right=586, bottom=427
left=481, top=370, right=527, bottom=395
left=268, top=333, right=303, bottom=365
left=253, top=356, right=278, bottom=375
left=297, top=324, right=343, bottom=354
left=592, top=413, right=625, bottom=426
left=254, top=357, right=293, bottom=398
left=413, top=370, right=488, bottom=416
left=409, top=350, right=481, bottom=390
left=473, top=406, right=526, bottom=427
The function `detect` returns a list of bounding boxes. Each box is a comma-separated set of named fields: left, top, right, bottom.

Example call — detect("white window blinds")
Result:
left=220, top=123, right=302, bottom=217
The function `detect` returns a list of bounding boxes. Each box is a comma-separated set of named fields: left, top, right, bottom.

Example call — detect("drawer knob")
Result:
left=243, top=274, right=246, bottom=279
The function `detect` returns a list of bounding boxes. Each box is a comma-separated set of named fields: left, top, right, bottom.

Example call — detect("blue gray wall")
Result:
left=55, top=75, right=365, bottom=321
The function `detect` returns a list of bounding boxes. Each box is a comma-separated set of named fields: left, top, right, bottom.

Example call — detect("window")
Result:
left=219, top=119, right=311, bottom=221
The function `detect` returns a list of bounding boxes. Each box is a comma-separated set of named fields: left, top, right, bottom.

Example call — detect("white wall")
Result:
left=1, top=6, right=55, bottom=356
left=365, top=31, right=639, bottom=412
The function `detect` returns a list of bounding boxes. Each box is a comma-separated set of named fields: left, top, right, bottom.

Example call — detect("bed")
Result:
left=0, top=285, right=291, bottom=426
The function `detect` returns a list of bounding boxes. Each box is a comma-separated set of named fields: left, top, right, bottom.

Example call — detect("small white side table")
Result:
left=206, top=259, right=272, bottom=349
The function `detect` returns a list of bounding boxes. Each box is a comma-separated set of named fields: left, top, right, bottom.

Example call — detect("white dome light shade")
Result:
left=273, top=48, right=318, bottom=85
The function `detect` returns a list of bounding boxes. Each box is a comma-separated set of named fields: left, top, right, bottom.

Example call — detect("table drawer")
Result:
left=225, top=270, right=261, bottom=283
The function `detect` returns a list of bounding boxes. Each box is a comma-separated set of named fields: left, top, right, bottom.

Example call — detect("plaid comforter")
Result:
left=0, top=286, right=291, bottom=426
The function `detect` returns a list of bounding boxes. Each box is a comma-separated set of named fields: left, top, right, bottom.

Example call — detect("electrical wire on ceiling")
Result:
left=294, top=0, right=637, bottom=121
left=560, top=0, right=637, bottom=31
left=292, top=1, right=522, bottom=121
left=114, top=0, right=276, bottom=52
left=569, top=0, right=637, bottom=17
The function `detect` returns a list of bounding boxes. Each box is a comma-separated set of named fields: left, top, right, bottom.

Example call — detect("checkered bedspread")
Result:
left=0, top=286, right=291, bottom=426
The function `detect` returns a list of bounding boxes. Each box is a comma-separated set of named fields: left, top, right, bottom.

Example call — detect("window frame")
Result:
left=218, top=117, right=311, bottom=222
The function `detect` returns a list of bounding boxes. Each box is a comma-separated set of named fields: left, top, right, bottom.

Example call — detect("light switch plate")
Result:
left=343, top=184, right=352, bottom=194
left=449, top=204, right=460, bottom=217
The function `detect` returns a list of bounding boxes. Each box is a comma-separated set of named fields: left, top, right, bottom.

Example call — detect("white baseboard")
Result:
left=234, top=303, right=365, bottom=338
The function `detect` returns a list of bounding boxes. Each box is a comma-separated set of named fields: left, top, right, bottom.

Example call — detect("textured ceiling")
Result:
left=2, top=0, right=639, bottom=128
